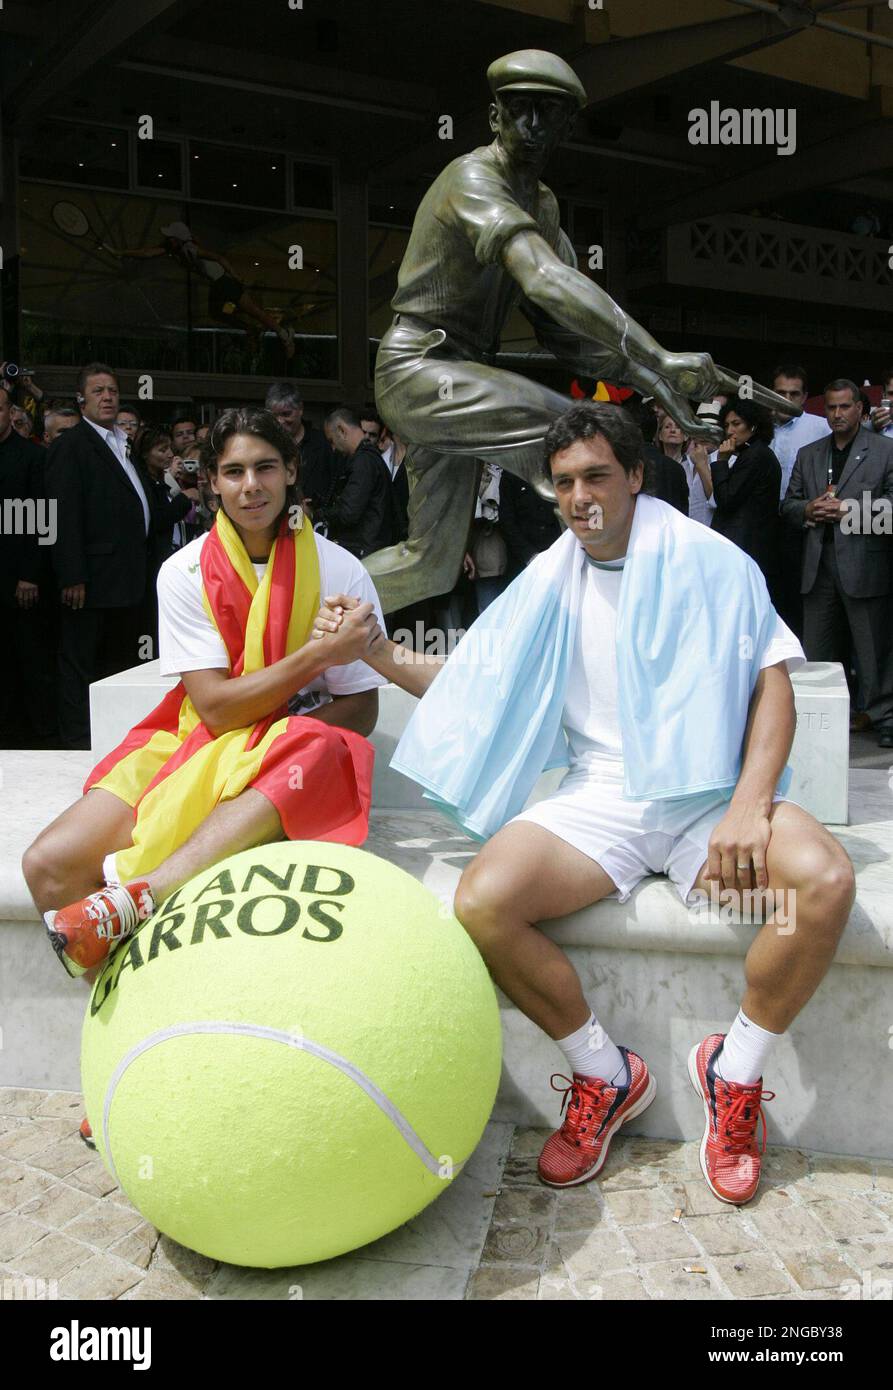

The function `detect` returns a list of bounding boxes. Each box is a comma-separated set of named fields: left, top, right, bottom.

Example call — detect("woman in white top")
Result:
left=657, top=415, right=714, bottom=526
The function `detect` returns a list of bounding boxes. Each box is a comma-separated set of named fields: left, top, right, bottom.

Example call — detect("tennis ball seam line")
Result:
left=100, top=1020, right=468, bottom=1181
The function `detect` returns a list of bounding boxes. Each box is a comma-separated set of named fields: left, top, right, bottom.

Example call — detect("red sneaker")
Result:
left=79, top=1117, right=96, bottom=1151
left=538, top=1048, right=656, bottom=1188
left=44, top=881, right=155, bottom=979
left=688, top=1034, right=775, bottom=1205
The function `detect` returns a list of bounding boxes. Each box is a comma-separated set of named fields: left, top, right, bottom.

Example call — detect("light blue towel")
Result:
left=391, top=494, right=789, bottom=840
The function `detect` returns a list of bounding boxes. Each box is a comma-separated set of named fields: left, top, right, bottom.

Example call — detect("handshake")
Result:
left=310, top=593, right=385, bottom=665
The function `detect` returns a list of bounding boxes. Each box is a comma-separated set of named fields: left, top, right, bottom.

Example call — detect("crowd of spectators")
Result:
left=2, top=357, right=892, bottom=750
left=0, top=366, right=414, bottom=748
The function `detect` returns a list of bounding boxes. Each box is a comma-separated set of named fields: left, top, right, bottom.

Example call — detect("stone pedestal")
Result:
left=787, top=662, right=849, bottom=825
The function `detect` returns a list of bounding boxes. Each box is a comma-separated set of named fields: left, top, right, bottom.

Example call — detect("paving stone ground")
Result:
left=472, top=1129, right=893, bottom=1301
left=1, top=1088, right=891, bottom=1301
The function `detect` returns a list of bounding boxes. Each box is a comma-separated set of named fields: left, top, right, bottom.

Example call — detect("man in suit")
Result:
left=361, top=407, right=410, bottom=544
left=45, top=362, right=154, bottom=749
left=317, top=406, right=395, bottom=560
left=781, top=378, right=893, bottom=748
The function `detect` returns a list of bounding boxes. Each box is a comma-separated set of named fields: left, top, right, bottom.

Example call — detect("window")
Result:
left=189, top=142, right=287, bottom=210
left=135, top=138, right=184, bottom=193
left=19, top=122, right=129, bottom=190
left=18, top=182, right=338, bottom=380
left=292, top=160, right=334, bottom=213
left=368, top=224, right=409, bottom=343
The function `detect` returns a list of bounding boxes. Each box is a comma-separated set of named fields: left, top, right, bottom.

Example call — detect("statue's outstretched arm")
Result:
left=518, top=292, right=710, bottom=433
left=504, top=229, right=795, bottom=439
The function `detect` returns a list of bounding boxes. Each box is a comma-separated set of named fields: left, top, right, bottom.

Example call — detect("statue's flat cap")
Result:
left=487, top=50, right=587, bottom=109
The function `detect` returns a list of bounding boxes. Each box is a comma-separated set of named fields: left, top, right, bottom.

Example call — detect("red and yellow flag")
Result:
left=86, top=510, right=373, bottom=882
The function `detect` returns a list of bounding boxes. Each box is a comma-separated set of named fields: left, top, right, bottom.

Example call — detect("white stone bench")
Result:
left=3, top=661, right=887, bottom=1160
left=89, top=659, right=850, bottom=824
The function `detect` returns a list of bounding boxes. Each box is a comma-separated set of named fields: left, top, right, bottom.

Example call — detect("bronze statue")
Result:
left=367, top=49, right=797, bottom=611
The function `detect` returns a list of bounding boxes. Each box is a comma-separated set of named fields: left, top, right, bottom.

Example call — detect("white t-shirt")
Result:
left=563, top=552, right=805, bottom=777
left=157, top=530, right=388, bottom=713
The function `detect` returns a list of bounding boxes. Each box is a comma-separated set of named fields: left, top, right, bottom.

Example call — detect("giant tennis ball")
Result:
left=81, top=841, right=501, bottom=1268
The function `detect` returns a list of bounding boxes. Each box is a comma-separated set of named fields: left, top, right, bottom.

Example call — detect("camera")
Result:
left=181, top=460, right=199, bottom=474
left=1, top=363, right=32, bottom=381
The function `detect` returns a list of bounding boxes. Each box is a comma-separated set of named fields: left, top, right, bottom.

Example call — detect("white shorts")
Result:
left=510, top=762, right=787, bottom=905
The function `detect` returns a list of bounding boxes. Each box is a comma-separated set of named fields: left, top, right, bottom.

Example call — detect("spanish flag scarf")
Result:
left=86, top=509, right=374, bottom=883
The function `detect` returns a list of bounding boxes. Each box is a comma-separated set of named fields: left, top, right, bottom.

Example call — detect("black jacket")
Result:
left=45, top=419, right=155, bottom=608
left=710, top=440, right=781, bottom=581
left=143, top=473, right=193, bottom=571
left=646, top=446, right=690, bottom=516
left=298, top=423, right=339, bottom=510
left=499, top=471, right=562, bottom=575
left=0, top=429, right=45, bottom=602
left=319, top=442, right=395, bottom=559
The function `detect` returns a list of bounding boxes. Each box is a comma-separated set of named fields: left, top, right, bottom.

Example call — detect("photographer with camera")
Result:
left=1, top=360, right=46, bottom=442
left=132, top=425, right=199, bottom=556
left=174, top=442, right=216, bottom=537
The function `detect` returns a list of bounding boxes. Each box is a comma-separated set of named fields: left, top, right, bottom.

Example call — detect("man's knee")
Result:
left=787, top=841, right=855, bottom=936
left=453, top=863, right=516, bottom=945
left=22, top=836, right=63, bottom=902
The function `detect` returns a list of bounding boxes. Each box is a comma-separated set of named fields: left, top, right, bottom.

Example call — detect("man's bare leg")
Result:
left=22, top=788, right=136, bottom=916
left=141, top=788, right=284, bottom=905
left=452, top=820, right=619, bottom=1040
left=684, top=800, right=854, bottom=1205
left=22, top=788, right=283, bottom=915
left=455, top=820, right=656, bottom=1191
left=691, top=801, right=855, bottom=1034
left=24, top=787, right=284, bottom=916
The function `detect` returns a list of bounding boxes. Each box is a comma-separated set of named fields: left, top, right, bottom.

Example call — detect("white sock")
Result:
left=716, top=1008, right=781, bottom=1086
left=557, top=1012, right=626, bottom=1086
